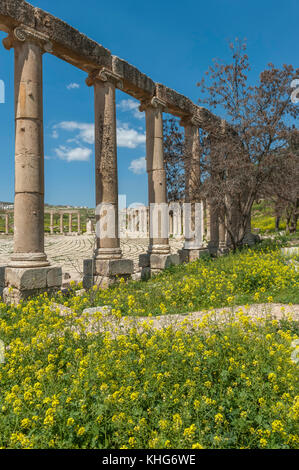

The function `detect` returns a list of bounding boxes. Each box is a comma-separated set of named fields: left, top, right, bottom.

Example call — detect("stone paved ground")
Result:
left=0, top=235, right=183, bottom=281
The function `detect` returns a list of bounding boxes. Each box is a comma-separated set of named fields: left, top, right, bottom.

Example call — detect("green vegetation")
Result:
left=0, top=244, right=298, bottom=448
left=53, top=242, right=299, bottom=318
left=0, top=208, right=94, bottom=234
left=252, top=200, right=299, bottom=234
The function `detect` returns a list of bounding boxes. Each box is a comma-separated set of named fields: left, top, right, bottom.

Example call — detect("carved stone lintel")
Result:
left=139, top=96, right=168, bottom=112
left=3, top=25, right=53, bottom=53
left=86, top=67, right=123, bottom=89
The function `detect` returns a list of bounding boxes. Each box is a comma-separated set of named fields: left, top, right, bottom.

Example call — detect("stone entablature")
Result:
left=0, top=0, right=222, bottom=131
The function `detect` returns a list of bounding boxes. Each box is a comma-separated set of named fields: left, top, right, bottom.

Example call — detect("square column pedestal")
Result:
left=178, top=247, right=209, bottom=263
left=83, top=258, right=134, bottom=290
left=0, top=265, right=62, bottom=304
left=139, top=252, right=180, bottom=279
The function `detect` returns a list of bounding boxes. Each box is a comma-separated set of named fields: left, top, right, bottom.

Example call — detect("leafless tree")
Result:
left=163, top=116, right=185, bottom=201
left=196, top=39, right=299, bottom=248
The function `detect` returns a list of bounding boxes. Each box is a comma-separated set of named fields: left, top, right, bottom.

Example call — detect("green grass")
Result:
left=55, top=241, right=299, bottom=318
left=252, top=200, right=299, bottom=234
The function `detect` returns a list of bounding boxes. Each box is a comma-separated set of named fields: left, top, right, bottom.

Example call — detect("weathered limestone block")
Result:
left=83, top=258, right=93, bottom=290
left=82, top=305, right=111, bottom=316
left=281, top=247, right=299, bottom=257
left=242, top=232, right=260, bottom=247
left=0, top=266, right=6, bottom=298
left=0, top=0, right=111, bottom=69
left=112, top=56, right=155, bottom=97
left=3, top=265, right=62, bottom=303
left=140, top=267, right=151, bottom=281
left=5, top=266, right=62, bottom=290
left=149, top=253, right=180, bottom=270
left=47, top=266, right=62, bottom=287
left=5, top=267, right=48, bottom=290
left=155, top=83, right=194, bottom=116
left=139, top=253, right=150, bottom=268
left=0, top=266, right=6, bottom=288
left=140, top=253, right=181, bottom=279
left=83, top=275, right=93, bottom=291
left=179, top=248, right=209, bottom=263
left=95, top=259, right=134, bottom=277
left=83, top=258, right=134, bottom=290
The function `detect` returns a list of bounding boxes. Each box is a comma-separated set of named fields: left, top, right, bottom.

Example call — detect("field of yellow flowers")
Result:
left=0, top=243, right=298, bottom=449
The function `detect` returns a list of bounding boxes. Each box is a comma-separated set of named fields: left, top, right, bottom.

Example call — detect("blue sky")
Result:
left=0, top=0, right=298, bottom=207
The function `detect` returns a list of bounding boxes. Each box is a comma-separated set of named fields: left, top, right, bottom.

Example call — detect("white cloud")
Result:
left=67, top=82, right=80, bottom=90
left=117, top=98, right=144, bottom=119
left=51, top=129, right=59, bottom=139
left=54, top=121, right=94, bottom=144
left=53, top=121, right=145, bottom=149
left=117, top=124, right=146, bottom=148
left=129, top=157, right=146, bottom=174
left=54, top=145, right=92, bottom=162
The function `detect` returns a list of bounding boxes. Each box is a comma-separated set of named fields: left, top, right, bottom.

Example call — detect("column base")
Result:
left=139, top=252, right=180, bottom=279
left=148, top=244, right=171, bottom=255
left=1, top=265, right=62, bottom=304
left=94, top=247, right=122, bottom=260
left=179, top=247, right=209, bottom=263
left=218, top=243, right=229, bottom=255
left=207, top=241, right=219, bottom=257
left=83, top=258, right=134, bottom=290
left=9, top=252, right=50, bottom=268
left=242, top=232, right=260, bottom=246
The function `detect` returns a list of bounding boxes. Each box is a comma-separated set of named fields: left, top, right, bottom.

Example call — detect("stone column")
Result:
left=205, top=201, right=211, bottom=242
left=68, top=213, right=72, bottom=234
left=91, top=70, right=121, bottom=259
left=138, top=98, right=179, bottom=275
left=83, top=69, right=133, bottom=288
left=145, top=98, right=170, bottom=255
left=60, top=213, right=64, bottom=234
left=218, top=217, right=228, bottom=254
left=5, top=214, right=9, bottom=235
left=50, top=212, right=54, bottom=235
left=77, top=212, right=81, bottom=234
left=6, top=30, right=49, bottom=268
left=207, top=133, right=221, bottom=256
left=179, top=117, right=207, bottom=262
left=2, top=27, right=61, bottom=303
left=208, top=200, right=219, bottom=256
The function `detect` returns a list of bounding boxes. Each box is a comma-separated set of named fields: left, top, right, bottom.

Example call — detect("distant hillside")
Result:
left=252, top=199, right=299, bottom=234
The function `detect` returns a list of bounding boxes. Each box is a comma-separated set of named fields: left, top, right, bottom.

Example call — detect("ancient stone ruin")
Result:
left=0, top=0, right=231, bottom=302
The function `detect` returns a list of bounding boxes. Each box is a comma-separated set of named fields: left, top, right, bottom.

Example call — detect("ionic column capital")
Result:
left=180, top=115, right=202, bottom=128
left=3, top=25, right=53, bottom=53
left=139, top=96, right=168, bottom=112
left=86, top=67, right=123, bottom=89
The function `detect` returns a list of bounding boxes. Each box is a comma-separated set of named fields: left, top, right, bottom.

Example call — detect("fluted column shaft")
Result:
left=9, top=36, right=49, bottom=267
left=181, top=119, right=202, bottom=249
left=68, top=213, right=72, bottom=234
left=77, top=212, right=81, bottom=234
left=60, top=214, right=64, bottom=234
left=93, top=76, right=121, bottom=259
left=183, top=123, right=201, bottom=204
left=143, top=98, right=170, bottom=255
left=5, top=214, right=9, bottom=235
left=50, top=212, right=54, bottom=234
